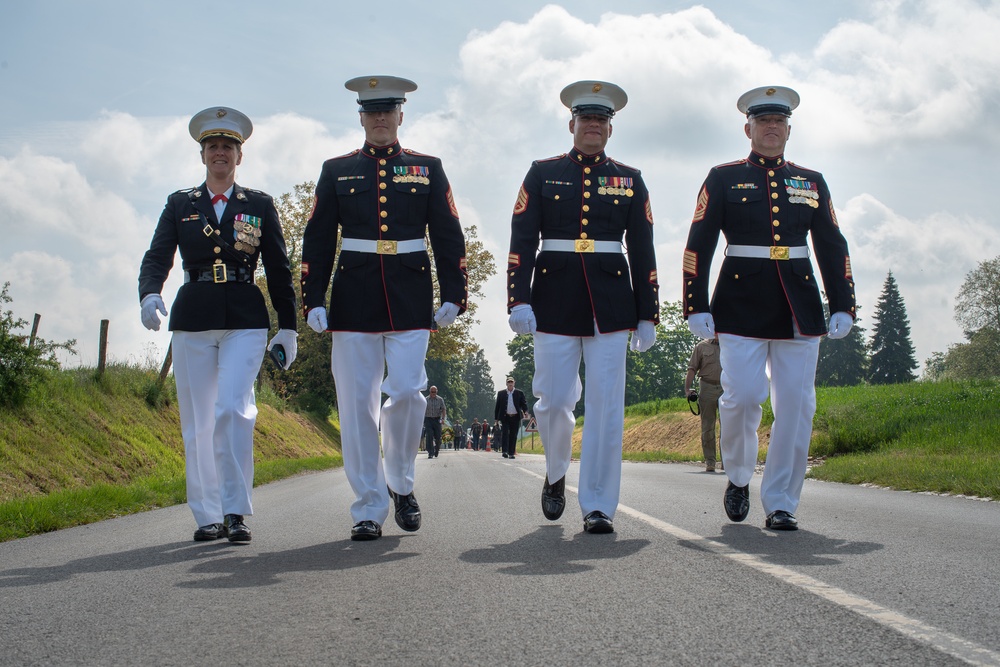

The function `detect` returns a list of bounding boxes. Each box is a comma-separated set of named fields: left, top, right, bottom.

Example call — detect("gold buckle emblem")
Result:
left=575, top=239, right=594, bottom=253
left=212, top=264, right=228, bottom=283
left=770, top=246, right=790, bottom=260
left=377, top=240, right=398, bottom=255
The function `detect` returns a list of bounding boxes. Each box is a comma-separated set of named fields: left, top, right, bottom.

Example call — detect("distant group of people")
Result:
left=139, top=74, right=854, bottom=543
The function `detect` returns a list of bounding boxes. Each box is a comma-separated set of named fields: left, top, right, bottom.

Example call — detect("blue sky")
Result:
left=2, top=0, right=999, bottom=384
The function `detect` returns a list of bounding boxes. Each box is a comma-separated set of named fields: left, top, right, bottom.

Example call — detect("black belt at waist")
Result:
left=184, top=264, right=255, bottom=284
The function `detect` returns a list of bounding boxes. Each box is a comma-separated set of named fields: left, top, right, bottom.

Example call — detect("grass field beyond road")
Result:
left=0, top=368, right=996, bottom=542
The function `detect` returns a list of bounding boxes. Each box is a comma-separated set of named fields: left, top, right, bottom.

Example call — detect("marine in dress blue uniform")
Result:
left=300, top=76, right=468, bottom=541
left=682, top=86, right=856, bottom=530
left=138, top=106, right=298, bottom=542
left=507, top=81, right=659, bottom=534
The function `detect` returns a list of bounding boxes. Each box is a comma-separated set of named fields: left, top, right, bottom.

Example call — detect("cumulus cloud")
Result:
left=4, top=1, right=999, bottom=381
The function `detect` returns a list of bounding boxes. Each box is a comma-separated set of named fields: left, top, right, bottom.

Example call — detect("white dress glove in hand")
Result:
left=508, top=304, right=537, bottom=335
left=828, top=311, right=854, bottom=340
left=434, top=302, right=461, bottom=328
left=630, top=320, right=657, bottom=353
left=267, top=329, right=298, bottom=369
left=687, top=312, right=716, bottom=340
left=140, top=294, right=167, bottom=331
left=307, top=307, right=328, bottom=333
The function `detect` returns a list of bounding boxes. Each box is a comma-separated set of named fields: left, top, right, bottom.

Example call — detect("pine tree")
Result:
left=816, top=302, right=868, bottom=386
left=461, top=348, right=496, bottom=424
left=867, top=271, right=917, bottom=384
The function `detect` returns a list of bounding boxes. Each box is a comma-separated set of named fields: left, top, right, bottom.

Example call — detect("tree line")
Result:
left=246, top=181, right=1000, bottom=420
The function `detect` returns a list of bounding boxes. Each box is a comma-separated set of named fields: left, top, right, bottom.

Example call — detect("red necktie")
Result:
left=211, top=194, right=228, bottom=205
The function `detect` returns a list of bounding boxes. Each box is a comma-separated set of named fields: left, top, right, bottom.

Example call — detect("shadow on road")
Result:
left=677, top=524, right=884, bottom=566
left=0, top=538, right=418, bottom=589
left=459, top=524, right=651, bottom=575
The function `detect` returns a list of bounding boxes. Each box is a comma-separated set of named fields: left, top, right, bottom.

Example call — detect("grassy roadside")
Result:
left=3, top=368, right=997, bottom=542
left=530, top=381, right=1000, bottom=501
left=0, top=364, right=342, bottom=542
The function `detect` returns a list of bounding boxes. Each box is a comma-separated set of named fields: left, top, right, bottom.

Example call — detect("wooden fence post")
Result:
left=98, top=319, right=109, bottom=376
left=28, top=314, right=40, bottom=348
left=158, top=342, right=172, bottom=386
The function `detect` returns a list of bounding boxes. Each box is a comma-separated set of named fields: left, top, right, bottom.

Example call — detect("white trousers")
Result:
left=717, top=333, right=820, bottom=515
left=331, top=330, right=429, bottom=525
left=533, top=327, right=628, bottom=519
left=172, top=329, right=266, bottom=527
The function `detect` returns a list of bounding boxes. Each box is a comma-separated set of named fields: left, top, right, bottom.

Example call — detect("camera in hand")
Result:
left=269, top=344, right=286, bottom=370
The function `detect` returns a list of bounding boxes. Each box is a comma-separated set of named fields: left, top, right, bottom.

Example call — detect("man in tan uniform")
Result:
left=685, top=337, right=722, bottom=472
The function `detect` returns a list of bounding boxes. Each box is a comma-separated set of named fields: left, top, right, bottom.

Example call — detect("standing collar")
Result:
left=748, top=151, right=786, bottom=169
left=568, top=148, right=608, bottom=166
left=363, top=140, right=403, bottom=160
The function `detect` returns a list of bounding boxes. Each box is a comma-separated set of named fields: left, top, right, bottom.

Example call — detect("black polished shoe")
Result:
left=388, top=487, right=422, bottom=532
left=724, top=481, right=750, bottom=522
left=224, top=514, right=251, bottom=542
left=583, top=510, right=614, bottom=534
left=541, top=476, right=566, bottom=521
left=193, top=523, right=226, bottom=541
left=350, top=520, right=383, bottom=541
left=765, top=510, right=799, bottom=531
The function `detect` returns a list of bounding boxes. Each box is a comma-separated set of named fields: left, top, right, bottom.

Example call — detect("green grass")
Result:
left=4, top=367, right=999, bottom=542
left=529, top=380, right=1000, bottom=500
left=0, top=362, right=342, bottom=541
left=807, top=381, right=1000, bottom=498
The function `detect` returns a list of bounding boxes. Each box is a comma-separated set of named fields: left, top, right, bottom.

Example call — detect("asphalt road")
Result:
left=1, top=449, right=998, bottom=666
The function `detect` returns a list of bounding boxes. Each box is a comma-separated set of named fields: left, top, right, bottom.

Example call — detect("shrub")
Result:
left=0, top=282, right=77, bottom=409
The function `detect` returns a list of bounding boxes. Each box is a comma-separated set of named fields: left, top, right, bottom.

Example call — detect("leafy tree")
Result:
left=255, top=181, right=496, bottom=412
left=817, top=301, right=868, bottom=386
left=257, top=182, right=335, bottom=412
left=462, top=348, right=496, bottom=425
left=954, top=256, right=1000, bottom=336
left=867, top=271, right=917, bottom=384
left=625, top=300, right=699, bottom=403
left=926, top=328, right=1000, bottom=381
left=427, top=224, right=495, bottom=361
left=506, top=334, right=535, bottom=407
left=0, top=282, right=77, bottom=409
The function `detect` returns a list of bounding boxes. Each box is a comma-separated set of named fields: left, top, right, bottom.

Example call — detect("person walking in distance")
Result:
left=495, top=377, right=528, bottom=459
left=423, top=385, right=446, bottom=459
left=685, top=336, right=723, bottom=472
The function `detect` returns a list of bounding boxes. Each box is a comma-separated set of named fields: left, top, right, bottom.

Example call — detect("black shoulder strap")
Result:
left=188, top=191, right=252, bottom=268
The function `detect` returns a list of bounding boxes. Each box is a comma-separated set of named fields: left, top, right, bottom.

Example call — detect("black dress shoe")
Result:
left=583, top=510, right=614, bottom=534
left=765, top=510, right=799, bottom=531
left=350, top=520, right=383, bottom=541
left=724, top=481, right=750, bottom=522
left=541, top=476, right=566, bottom=520
left=224, top=514, right=251, bottom=542
left=193, top=523, right=226, bottom=541
left=388, top=487, right=422, bottom=532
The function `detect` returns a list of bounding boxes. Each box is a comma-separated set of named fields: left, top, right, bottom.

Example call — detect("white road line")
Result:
left=517, top=467, right=1000, bottom=666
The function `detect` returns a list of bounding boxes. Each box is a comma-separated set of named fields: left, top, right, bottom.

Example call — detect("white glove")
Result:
left=828, top=312, right=853, bottom=340
left=307, top=307, right=328, bottom=333
left=508, top=304, right=537, bottom=335
left=687, top=312, right=716, bottom=340
left=630, top=320, right=657, bottom=353
left=267, top=329, right=298, bottom=369
left=140, top=294, right=167, bottom=331
left=434, top=302, right=461, bottom=328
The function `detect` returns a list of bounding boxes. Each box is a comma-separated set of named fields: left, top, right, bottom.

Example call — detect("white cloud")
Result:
left=5, top=1, right=1000, bottom=385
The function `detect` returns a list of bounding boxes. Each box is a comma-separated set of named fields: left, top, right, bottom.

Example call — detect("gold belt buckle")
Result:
left=377, top=240, right=398, bottom=255
left=212, top=264, right=228, bottom=283
left=575, top=238, right=594, bottom=253
left=770, top=246, right=790, bottom=260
